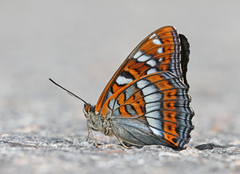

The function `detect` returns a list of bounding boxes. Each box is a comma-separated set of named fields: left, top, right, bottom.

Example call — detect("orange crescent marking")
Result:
left=162, top=89, right=177, bottom=100
left=155, top=80, right=173, bottom=90
left=164, top=122, right=178, bottom=136
left=163, top=133, right=178, bottom=146
left=164, top=45, right=176, bottom=54
left=163, top=101, right=176, bottom=110
left=163, top=110, right=177, bottom=123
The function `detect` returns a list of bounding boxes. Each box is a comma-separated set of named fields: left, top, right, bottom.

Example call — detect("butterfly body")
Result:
left=51, top=26, right=194, bottom=149
left=84, top=104, right=113, bottom=137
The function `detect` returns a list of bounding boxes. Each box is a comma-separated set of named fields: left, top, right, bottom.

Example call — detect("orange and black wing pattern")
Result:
left=95, top=26, right=189, bottom=112
left=94, top=26, right=194, bottom=149
left=101, top=72, right=194, bottom=149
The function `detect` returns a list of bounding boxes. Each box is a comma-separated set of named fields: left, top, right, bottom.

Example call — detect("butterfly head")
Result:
left=83, top=104, right=100, bottom=127
left=83, top=103, right=94, bottom=118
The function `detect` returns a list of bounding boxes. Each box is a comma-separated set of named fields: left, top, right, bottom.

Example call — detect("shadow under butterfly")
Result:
left=50, top=26, right=194, bottom=150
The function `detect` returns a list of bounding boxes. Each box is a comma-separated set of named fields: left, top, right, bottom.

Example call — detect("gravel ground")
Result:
left=1, top=1, right=240, bottom=174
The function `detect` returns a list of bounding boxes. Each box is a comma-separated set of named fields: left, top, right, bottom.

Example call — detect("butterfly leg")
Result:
left=86, top=122, right=91, bottom=141
left=111, top=130, right=131, bottom=149
left=90, top=128, right=99, bottom=147
left=86, top=122, right=99, bottom=147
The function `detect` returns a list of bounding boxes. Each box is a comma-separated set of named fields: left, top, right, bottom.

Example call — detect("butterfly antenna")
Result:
left=49, top=78, right=88, bottom=105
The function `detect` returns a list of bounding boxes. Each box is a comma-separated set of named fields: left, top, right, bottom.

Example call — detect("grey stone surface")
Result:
left=1, top=1, right=240, bottom=174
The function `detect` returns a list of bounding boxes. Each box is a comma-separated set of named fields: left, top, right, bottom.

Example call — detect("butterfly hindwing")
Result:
left=95, top=26, right=187, bottom=112
left=101, top=71, right=194, bottom=149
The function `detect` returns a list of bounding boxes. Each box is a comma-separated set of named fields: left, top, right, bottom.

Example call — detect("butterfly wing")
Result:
left=179, top=34, right=190, bottom=88
left=95, top=26, right=189, bottom=112
left=101, top=72, right=194, bottom=149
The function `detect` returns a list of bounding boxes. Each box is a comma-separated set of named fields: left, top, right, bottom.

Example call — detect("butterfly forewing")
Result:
left=96, top=26, right=185, bottom=112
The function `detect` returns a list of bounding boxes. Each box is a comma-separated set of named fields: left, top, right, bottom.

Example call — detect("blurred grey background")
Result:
left=1, top=0, right=240, bottom=146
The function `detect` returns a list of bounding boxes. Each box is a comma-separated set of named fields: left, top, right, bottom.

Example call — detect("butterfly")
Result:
left=50, top=26, right=194, bottom=149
